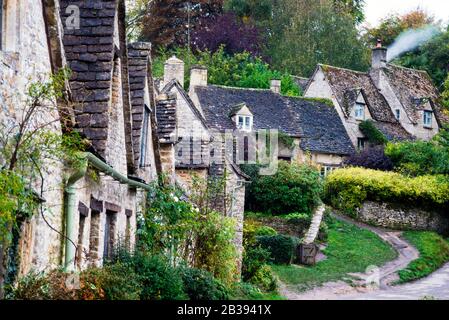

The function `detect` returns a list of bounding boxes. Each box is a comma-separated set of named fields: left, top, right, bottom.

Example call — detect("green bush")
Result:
left=398, top=231, right=449, bottom=283
left=359, top=120, right=388, bottom=145
left=249, top=265, right=277, bottom=292
left=180, top=268, right=229, bottom=300
left=324, top=167, right=449, bottom=214
left=385, top=140, right=449, bottom=176
left=247, top=161, right=323, bottom=215
left=242, top=246, right=271, bottom=282
left=131, top=254, right=187, bottom=300
left=255, top=226, right=278, bottom=237
left=257, top=235, right=296, bottom=265
left=283, top=212, right=312, bottom=230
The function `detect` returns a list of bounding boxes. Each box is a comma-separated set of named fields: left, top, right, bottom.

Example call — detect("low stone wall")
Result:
left=357, top=201, right=449, bottom=234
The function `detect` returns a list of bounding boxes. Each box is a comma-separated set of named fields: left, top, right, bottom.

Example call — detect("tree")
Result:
left=137, top=0, right=224, bottom=49
left=332, top=0, right=365, bottom=25
left=192, top=12, right=264, bottom=57
left=364, top=9, right=436, bottom=47
left=443, top=74, right=449, bottom=109
left=268, top=0, right=370, bottom=77
left=395, top=30, right=449, bottom=89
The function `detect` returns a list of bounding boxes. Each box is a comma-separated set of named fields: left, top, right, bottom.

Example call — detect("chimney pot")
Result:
left=270, top=79, right=281, bottom=94
left=164, top=56, right=185, bottom=88
left=372, top=42, right=387, bottom=69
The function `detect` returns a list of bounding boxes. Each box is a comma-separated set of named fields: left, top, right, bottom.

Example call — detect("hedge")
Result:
left=256, top=235, right=297, bottom=265
left=324, top=167, right=449, bottom=214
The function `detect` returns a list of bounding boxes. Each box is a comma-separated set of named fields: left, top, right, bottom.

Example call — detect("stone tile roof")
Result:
left=292, top=76, right=310, bottom=92
left=382, top=64, right=448, bottom=125
left=60, top=0, right=118, bottom=156
left=318, top=64, right=397, bottom=123
left=156, top=94, right=177, bottom=143
left=128, top=42, right=152, bottom=165
left=194, top=85, right=355, bottom=155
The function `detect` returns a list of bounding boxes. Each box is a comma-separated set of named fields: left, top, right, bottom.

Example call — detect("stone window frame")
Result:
left=0, top=0, right=20, bottom=52
left=423, top=110, right=433, bottom=128
left=357, top=137, right=366, bottom=151
left=0, top=0, right=3, bottom=50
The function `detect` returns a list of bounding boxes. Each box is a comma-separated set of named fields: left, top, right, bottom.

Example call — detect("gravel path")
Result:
left=279, top=214, right=426, bottom=300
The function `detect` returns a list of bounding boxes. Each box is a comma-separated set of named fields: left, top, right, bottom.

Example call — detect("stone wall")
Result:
left=357, top=201, right=449, bottom=234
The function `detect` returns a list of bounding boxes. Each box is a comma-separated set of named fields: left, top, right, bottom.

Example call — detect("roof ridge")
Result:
left=206, top=84, right=272, bottom=92
left=318, top=64, right=368, bottom=75
left=386, top=63, right=428, bottom=74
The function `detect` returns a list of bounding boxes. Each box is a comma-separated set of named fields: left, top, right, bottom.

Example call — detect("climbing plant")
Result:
left=359, top=120, right=388, bottom=145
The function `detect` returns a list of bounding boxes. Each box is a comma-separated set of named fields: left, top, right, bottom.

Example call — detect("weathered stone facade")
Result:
left=357, top=201, right=449, bottom=235
left=0, top=0, right=158, bottom=290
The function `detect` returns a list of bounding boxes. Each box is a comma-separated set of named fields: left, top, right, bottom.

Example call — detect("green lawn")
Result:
left=229, top=283, right=286, bottom=300
left=397, top=231, right=449, bottom=284
left=271, top=218, right=397, bottom=292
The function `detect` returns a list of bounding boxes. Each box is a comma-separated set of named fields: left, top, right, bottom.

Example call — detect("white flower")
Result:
left=173, top=196, right=179, bottom=202
left=194, top=207, right=200, bottom=213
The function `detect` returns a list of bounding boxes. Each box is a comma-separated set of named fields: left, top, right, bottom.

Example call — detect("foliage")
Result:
left=364, top=9, right=436, bottom=47
left=242, top=245, right=271, bottom=281
left=267, top=0, right=370, bottom=77
left=324, top=167, right=449, bottom=215
left=140, top=176, right=237, bottom=285
left=442, top=74, right=449, bottom=108
left=153, top=46, right=301, bottom=96
left=249, top=264, right=277, bottom=292
left=137, top=0, right=224, bottom=49
left=344, top=146, right=394, bottom=171
left=359, top=120, right=388, bottom=145
left=256, top=235, right=295, bottom=265
left=181, top=267, right=229, bottom=300
left=278, top=131, right=295, bottom=149
left=255, top=226, right=278, bottom=237
left=247, top=161, right=323, bottom=215
left=272, top=218, right=397, bottom=292
left=395, top=29, right=449, bottom=89
left=228, top=282, right=284, bottom=300
left=385, top=139, right=449, bottom=176
left=398, top=231, right=449, bottom=284
left=192, top=12, right=264, bottom=57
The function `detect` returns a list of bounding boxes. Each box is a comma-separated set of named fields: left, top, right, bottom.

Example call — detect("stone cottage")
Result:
left=304, top=42, right=445, bottom=149
left=155, top=58, right=250, bottom=271
left=187, top=69, right=355, bottom=175
left=0, top=0, right=159, bottom=294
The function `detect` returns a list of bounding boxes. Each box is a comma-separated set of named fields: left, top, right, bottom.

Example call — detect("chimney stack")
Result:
left=270, top=79, right=281, bottom=94
left=372, top=39, right=387, bottom=69
left=164, top=56, right=185, bottom=87
left=190, top=65, right=208, bottom=89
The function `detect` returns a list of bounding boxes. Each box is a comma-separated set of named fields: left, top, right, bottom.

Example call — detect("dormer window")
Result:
left=423, top=111, right=433, bottom=128
left=237, top=115, right=252, bottom=131
left=355, top=103, right=365, bottom=120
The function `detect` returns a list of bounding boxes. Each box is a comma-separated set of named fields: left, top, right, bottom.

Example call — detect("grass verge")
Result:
left=271, top=218, right=397, bottom=292
left=397, top=231, right=449, bottom=284
left=229, top=283, right=285, bottom=300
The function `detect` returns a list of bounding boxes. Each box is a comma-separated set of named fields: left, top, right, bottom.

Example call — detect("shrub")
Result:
left=130, top=254, right=187, bottom=300
left=344, top=146, right=394, bottom=171
left=249, top=265, right=277, bottom=292
left=283, top=212, right=312, bottom=230
left=385, top=140, right=449, bottom=176
left=255, top=226, right=278, bottom=237
left=180, top=267, right=229, bottom=300
left=324, top=167, right=449, bottom=215
left=12, top=271, right=54, bottom=300
left=242, top=246, right=271, bottom=282
left=248, top=161, right=323, bottom=215
left=257, top=235, right=295, bottom=265
left=359, top=120, right=388, bottom=145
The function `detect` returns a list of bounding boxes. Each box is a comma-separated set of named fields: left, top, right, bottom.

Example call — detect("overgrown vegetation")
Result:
left=324, top=167, right=449, bottom=216
left=344, top=146, right=394, bottom=171
left=242, top=161, right=323, bottom=215
left=153, top=46, right=301, bottom=96
left=359, top=120, right=388, bottom=145
left=272, top=217, right=397, bottom=292
left=397, top=231, right=449, bottom=284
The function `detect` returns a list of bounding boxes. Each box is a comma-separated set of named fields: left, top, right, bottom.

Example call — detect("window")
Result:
left=355, top=103, right=365, bottom=120
left=140, top=105, right=150, bottom=167
left=77, top=214, right=86, bottom=269
left=357, top=138, right=366, bottom=151
left=103, top=211, right=117, bottom=261
left=237, top=115, right=252, bottom=131
left=395, top=109, right=401, bottom=120
left=423, top=111, right=433, bottom=128
left=88, top=211, right=100, bottom=265
left=320, top=166, right=337, bottom=177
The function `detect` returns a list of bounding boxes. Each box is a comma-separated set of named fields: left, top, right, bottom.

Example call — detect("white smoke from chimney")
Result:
left=387, top=25, right=440, bottom=62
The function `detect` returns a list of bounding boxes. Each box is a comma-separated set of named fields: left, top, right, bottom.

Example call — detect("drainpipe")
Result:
left=63, top=152, right=152, bottom=272
left=64, top=159, right=88, bottom=272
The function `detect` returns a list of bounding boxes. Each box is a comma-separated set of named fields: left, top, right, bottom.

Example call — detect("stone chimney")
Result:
left=372, top=39, right=387, bottom=69
left=190, top=65, right=208, bottom=89
left=270, top=79, right=281, bottom=94
left=164, top=56, right=185, bottom=87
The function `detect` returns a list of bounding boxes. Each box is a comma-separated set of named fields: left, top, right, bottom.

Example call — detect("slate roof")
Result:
left=194, top=85, right=355, bottom=156
left=156, top=94, right=177, bottom=143
left=292, top=76, right=310, bottom=92
left=60, top=0, right=118, bottom=156
left=382, top=64, right=448, bottom=125
left=318, top=65, right=397, bottom=123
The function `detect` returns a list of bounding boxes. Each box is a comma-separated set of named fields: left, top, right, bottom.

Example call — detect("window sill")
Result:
left=423, top=125, right=433, bottom=130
